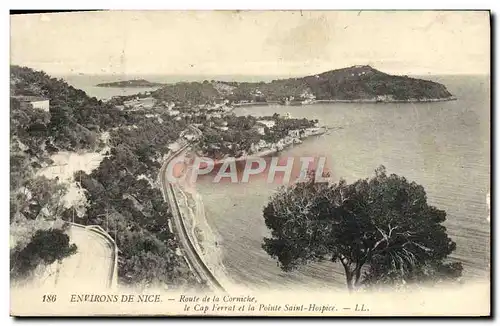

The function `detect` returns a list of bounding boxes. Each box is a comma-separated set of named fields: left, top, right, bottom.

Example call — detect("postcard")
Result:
left=9, top=10, right=490, bottom=316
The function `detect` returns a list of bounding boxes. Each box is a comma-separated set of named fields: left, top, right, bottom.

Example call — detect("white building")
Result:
left=254, top=126, right=265, bottom=135
left=167, top=110, right=180, bottom=116
left=256, top=120, right=276, bottom=128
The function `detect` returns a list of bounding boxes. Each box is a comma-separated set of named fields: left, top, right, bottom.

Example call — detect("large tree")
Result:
left=262, top=166, right=462, bottom=291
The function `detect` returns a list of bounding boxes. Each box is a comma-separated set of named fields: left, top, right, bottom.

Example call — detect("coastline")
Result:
left=231, top=96, right=456, bottom=107
left=95, top=83, right=164, bottom=88
left=172, top=182, right=235, bottom=290
left=166, top=125, right=328, bottom=290
left=209, top=127, right=328, bottom=165
left=311, top=96, right=457, bottom=104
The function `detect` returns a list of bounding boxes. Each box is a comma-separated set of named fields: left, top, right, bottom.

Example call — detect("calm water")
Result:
left=195, top=75, right=491, bottom=289
left=67, top=73, right=490, bottom=289
left=60, top=74, right=285, bottom=100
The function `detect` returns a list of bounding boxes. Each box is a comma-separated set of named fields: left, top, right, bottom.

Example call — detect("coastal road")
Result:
left=159, top=131, right=224, bottom=292
left=36, top=224, right=117, bottom=290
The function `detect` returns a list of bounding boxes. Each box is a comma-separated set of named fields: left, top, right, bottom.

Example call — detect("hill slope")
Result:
left=96, top=79, right=164, bottom=88
left=301, top=65, right=453, bottom=101
left=10, top=65, right=197, bottom=289
left=151, top=65, right=454, bottom=105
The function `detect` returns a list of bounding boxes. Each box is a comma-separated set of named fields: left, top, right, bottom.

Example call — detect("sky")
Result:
left=10, top=10, right=490, bottom=77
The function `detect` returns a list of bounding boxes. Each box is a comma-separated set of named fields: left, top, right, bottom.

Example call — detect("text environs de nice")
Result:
left=165, top=156, right=331, bottom=184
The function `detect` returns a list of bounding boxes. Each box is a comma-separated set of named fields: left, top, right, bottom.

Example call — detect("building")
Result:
left=253, top=120, right=276, bottom=135
left=253, top=126, right=265, bottom=135
left=123, top=97, right=155, bottom=110
left=167, top=110, right=180, bottom=116
left=12, top=95, right=50, bottom=112
left=256, top=120, right=276, bottom=128
left=375, top=95, right=395, bottom=102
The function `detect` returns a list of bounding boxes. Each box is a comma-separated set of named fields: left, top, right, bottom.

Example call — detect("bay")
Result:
left=196, top=75, right=490, bottom=289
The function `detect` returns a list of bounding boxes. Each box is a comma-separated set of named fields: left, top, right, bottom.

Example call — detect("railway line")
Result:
left=159, top=133, right=225, bottom=292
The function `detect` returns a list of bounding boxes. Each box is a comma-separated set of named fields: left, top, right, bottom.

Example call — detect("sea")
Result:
left=63, top=74, right=490, bottom=290
left=59, top=74, right=284, bottom=100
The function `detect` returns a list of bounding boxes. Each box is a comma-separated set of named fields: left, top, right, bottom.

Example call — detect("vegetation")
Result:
left=153, top=81, right=221, bottom=106
left=10, top=64, right=455, bottom=290
left=107, top=91, right=153, bottom=106
left=10, top=82, right=79, bottom=282
left=302, top=66, right=452, bottom=101
left=10, top=99, right=76, bottom=279
left=262, top=167, right=462, bottom=291
left=150, top=65, right=453, bottom=105
left=10, top=228, right=77, bottom=280
left=195, top=114, right=317, bottom=159
left=262, top=114, right=318, bottom=142
left=96, top=79, right=164, bottom=88
left=11, top=65, right=127, bottom=152
left=10, top=65, right=197, bottom=288
left=74, top=114, right=197, bottom=288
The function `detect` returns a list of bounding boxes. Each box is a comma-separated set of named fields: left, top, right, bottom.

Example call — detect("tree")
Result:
left=10, top=228, right=77, bottom=279
left=262, top=166, right=461, bottom=291
left=11, top=176, right=69, bottom=222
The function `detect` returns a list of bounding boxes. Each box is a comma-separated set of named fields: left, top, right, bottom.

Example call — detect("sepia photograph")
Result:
left=9, top=10, right=491, bottom=316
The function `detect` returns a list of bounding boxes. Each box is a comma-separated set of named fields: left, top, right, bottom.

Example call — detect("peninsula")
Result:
left=149, top=65, right=455, bottom=106
left=96, top=79, right=164, bottom=88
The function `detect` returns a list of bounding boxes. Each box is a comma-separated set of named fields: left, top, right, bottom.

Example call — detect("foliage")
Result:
left=117, top=229, right=195, bottom=287
left=263, top=116, right=317, bottom=141
left=11, top=65, right=128, bottom=152
left=10, top=228, right=77, bottom=279
left=262, top=166, right=461, bottom=291
left=10, top=66, right=199, bottom=288
left=75, top=116, right=197, bottom=288
left=153, top=82, right=221, bottom=106
left=11, top=175, right=68, bottom=222
left=196, top=114, right=318, bottom=159
left=147, top=65, right=452, bottom=106
left=107, top=91, right=152, bottom=106
left=96, top=79, right=163, bottom=88
left=10, top=98, right=51, bottom=159
left=196, top=115, right=262, bottom=159
left=302, top=65, right=452, bottom=100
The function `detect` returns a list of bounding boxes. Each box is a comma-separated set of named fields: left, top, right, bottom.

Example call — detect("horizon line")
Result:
left=10, top=63, right=490, bottom=78
left=53, top=71, right=490, bottom=77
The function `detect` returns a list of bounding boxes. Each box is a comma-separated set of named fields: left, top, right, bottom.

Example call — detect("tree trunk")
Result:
left=341, top=260, right=354, bottom=292
left=354, top=266, right=362, bottom=287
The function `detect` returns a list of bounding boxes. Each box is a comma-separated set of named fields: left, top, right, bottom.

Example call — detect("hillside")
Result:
left=96, top=79, right=164, bottom=88
left=9, top=64, right=454, bottom=289
left=301, top=65, right=453, bottom=101
left=10, top=65, right=126, bottom=152
left=10, top=65, right=197, bottom=289
left=151, top=65, right=454, bottom=105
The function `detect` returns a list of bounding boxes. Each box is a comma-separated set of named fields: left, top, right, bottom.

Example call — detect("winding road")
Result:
left=34, top=224, right=117, bottom=290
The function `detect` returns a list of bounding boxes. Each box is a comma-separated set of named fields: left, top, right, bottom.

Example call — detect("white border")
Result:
left=2, top=1, right=496, bottom=325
